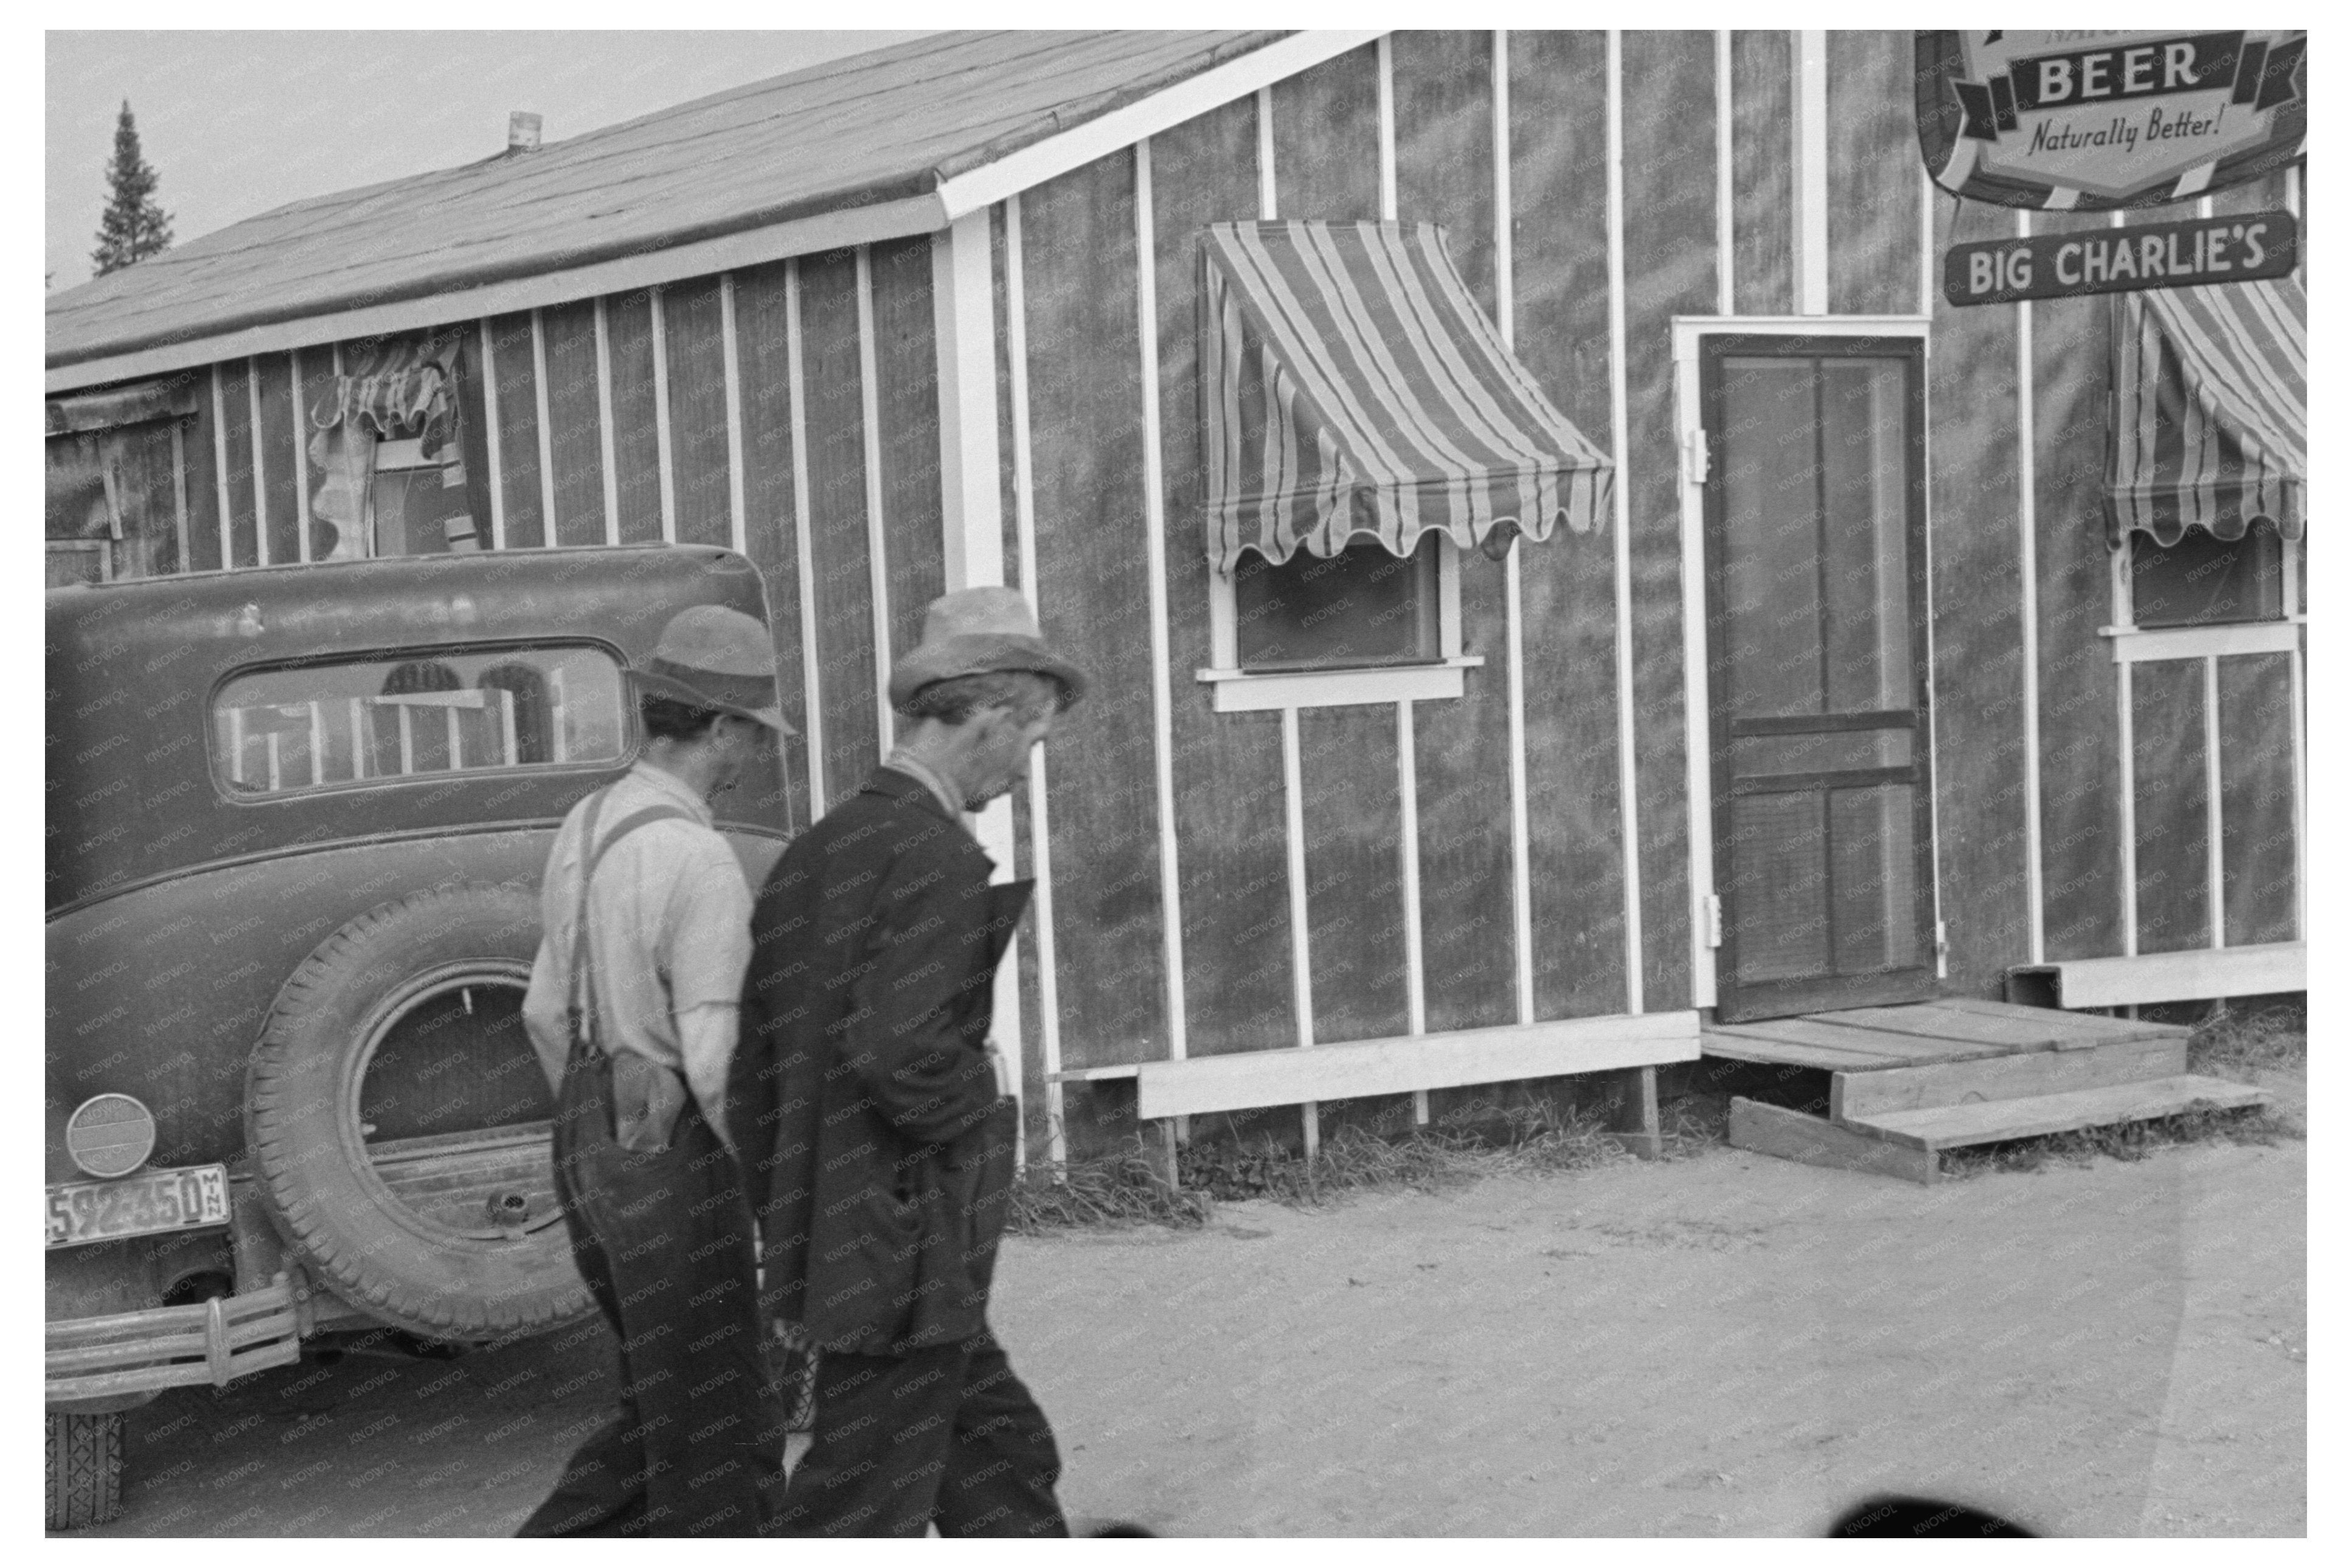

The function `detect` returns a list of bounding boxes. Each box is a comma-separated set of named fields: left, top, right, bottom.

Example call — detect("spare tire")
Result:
left=246, top=883, right=592, bottom=1342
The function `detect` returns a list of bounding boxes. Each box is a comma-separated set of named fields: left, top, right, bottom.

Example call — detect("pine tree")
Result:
left=91, top=100, right=173, bottom=277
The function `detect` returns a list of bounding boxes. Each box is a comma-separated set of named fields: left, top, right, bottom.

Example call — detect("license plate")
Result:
left=45, top=1164, right=231, bottom=1249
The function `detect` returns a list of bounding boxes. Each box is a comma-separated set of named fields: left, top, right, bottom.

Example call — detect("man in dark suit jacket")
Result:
left=732, top=587, right=1086, bottom=1538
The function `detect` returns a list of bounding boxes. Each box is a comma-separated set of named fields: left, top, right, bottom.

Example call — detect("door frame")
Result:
left=1670, top=315, right=1943, bottom=1015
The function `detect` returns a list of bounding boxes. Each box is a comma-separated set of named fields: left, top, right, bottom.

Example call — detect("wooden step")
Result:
left=1838, top=1075, right=2270, bottom=1151
left=1727, top=1098, right=1940, bottom=1185
left=1830, top=1035, right=2187, bottom=1120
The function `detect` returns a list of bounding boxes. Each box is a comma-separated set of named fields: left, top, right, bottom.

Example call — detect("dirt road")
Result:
left=80, top=1075, right=2303, bottom=1537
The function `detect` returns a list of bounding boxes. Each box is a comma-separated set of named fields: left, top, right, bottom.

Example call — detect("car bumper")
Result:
left=46, top=1272, right=302, bottom=1403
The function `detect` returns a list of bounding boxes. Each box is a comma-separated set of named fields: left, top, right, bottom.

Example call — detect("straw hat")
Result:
left=623, top=605, right=793, bottom=734
left=887, top=587, right=1088, bottom=713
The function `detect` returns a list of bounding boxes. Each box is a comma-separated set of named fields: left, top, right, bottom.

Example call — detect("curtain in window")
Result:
left=2106, top=277, right=2304, bottom=547
left=1199, top=220, right=1612, bottom=574
left=307, top=338, right=465, bottom=557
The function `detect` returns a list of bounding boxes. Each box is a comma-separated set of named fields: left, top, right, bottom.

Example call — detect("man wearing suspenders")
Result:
left=516, top=605, right=791, bottom=1538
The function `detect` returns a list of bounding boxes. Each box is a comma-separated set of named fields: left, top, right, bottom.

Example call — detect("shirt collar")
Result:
left=626, top=759, right=716, bottom=827
left=881, top=749, right=966, bottom=824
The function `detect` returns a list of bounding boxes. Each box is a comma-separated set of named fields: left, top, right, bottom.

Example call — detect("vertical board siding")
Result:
left=2218, top=653, right=2297, bottom=946
left=1299, top=707, right=1412, bottom=1044
left=662, top=277, right=735, bottom=549
left=487, top=312, right=546, bottom=548
left=1508, top=30, right=1631, bottom=1022
left=991, top=206, right=1025, bottom=592
left=1151, top=97, right=1299, bottom=1061
left=868, top=237, right=948, bottom=661
left=1022, top=155, right=1168, bottom=1071
left=1618, top=30, right=1711, bottom=1012
left=730, top=261, right=814, bottom=834
left=797, top=251, right=884, bottom=796
left=452, top=339, right=496, bottom=553
left=182, top=388, right=224, bottom=572
left=294, top=349, right=339, bottom=563
left=2030, top=249, right=2123, bottom=962
left=1393, top=32, right=1499, bottom=314
left=539, top=300, right=608, bottom=546
left=603, top=291, right=664, bottom=543
left=1927, top=193, right=2030, bottom=995
left=1823, top=30, right=1920, bottom=316
left=1395, top=30, right=1518, bottom=1033
left=255, top=356, right=301, bottom=565
left=1271, top=43, right=1382, bottom=220
left=1731, top=31, right=1795, bottom=317
left=217, top=360, right=260, bottom=568
left=2130, top=659, right=2207, bottom=954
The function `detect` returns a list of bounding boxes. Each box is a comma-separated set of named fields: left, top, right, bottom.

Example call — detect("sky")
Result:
left=45, top=30, right=928, bottom=291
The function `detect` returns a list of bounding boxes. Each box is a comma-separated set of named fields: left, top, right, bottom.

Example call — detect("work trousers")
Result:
left=517, top=1048, right=779, bottom=1538
left=769, top=1330, right=1067, bottom=1538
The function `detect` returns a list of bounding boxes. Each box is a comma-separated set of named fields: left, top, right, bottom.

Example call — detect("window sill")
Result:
left=1196, top=655, right=1484, bottom=712
left=2098, top=620, right=2300, bottom=663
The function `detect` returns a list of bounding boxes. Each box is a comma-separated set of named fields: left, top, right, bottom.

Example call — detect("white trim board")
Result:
left=2103, top=620, right=2300, bottom=663
left=935, top=32, right=1382, bottom=220
left=1197, top=655, right=1483, bottom=712
left=2007, top=942, right=2304, bottom=1011
left=1136, top=1011, right=1702, bottom=1122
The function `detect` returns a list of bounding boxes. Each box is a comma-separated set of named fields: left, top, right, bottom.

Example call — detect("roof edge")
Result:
left=47, top=192, right=946, bottom=395
left=49, top=30, right=1389, bottom=392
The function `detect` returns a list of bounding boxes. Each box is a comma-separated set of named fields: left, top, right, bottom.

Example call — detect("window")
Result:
left=366, top=437, right=482, bottom=559
left=213, top=644, right=627, bottom=797
left=1232, top=535, right=1442, bottom=671
left=2127, top=522, right=2285, bottom=628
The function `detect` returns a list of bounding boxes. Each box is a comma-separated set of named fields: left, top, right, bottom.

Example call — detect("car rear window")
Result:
left=213, top=645, right=629, bottom=797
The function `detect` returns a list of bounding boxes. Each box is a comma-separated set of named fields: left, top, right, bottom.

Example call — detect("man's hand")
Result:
left=983, top=1040, right=1015, bottom=1101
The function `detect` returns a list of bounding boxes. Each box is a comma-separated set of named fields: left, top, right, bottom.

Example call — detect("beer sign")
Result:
left=1917, top=30, right=2305, bottom=209
left=1943, top=211, right=2298, bottom=306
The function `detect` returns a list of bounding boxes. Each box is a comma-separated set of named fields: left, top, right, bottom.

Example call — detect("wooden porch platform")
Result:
left=1705, top=997, right=2267, bottom=1183
left=1700, top=996, right=2182, bottom=1072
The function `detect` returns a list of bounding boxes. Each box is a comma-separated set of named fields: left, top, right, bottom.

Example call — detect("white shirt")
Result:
left=520, top=762, right=752, bottom=1133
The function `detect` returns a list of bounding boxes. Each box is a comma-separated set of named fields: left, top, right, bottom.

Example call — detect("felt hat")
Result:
left=623, top=605, right=793, bottom=734
left=887, top=587, right=1088, bottom=713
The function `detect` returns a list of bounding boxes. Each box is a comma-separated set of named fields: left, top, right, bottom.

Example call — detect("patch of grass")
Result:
left=1659, top=1093, right=1731, bottom=1154
left=2188, top=1002, right=2306, bottom=1078
left=1176, top=1103, right=1634, bottom=1208
left=1941, top=1101, right=2292, bottom=1179
left=1005, top=1143, right=1214, bottom=1233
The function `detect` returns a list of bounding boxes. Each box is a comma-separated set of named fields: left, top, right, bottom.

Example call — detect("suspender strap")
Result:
left=565, top=787, right=694, bottom=1053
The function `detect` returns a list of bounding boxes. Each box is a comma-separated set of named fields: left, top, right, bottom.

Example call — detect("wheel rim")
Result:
left=341, top=959, right=565, bottom=1246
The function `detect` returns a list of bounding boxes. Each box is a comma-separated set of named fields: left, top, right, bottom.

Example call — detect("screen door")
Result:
left=1700, top=337, right=1936, bottom=1022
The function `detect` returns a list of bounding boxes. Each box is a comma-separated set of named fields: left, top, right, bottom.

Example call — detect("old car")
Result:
left=44, top=544, right=793, bottom=1528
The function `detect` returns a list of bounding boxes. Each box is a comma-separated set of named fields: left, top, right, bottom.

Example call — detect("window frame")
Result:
left=2103, top=524, right=2303, bottom=664
left=366, top=435, right=482, bottom=558
left=1197, top=534, right=1483, bottom=712
left=207, top=637, right=637, bottom=805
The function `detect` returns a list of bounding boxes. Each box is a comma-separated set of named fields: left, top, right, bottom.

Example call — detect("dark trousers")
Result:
left=518, top=1049, right=779, bottom=1538
left=771, top=1331, right=1067, bottom=1538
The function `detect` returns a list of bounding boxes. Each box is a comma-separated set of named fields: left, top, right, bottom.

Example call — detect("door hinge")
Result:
left=1934, top=920, right=1949, bottom=979
left=1682, top=426, right=1711, bottom=487
left=1704, top=893, right=1724, bottom=949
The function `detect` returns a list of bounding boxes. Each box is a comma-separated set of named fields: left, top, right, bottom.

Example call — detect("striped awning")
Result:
left=1199, top=220, right=1612, bottom=574
left=2106, top=277, right=2304, bottom=547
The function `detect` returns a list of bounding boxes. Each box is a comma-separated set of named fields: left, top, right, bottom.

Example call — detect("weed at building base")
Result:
left=1940, top=1101, right=2294, bottom=1179
left=1006, top=1144, right=1214, bottom=1234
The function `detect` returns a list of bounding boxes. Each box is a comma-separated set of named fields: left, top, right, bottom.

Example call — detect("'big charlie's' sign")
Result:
left=1917, top=31, right=2305, bottom=209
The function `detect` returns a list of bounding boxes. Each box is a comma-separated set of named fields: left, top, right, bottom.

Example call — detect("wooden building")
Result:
left=45, top=30, right=2306, bottom=1165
